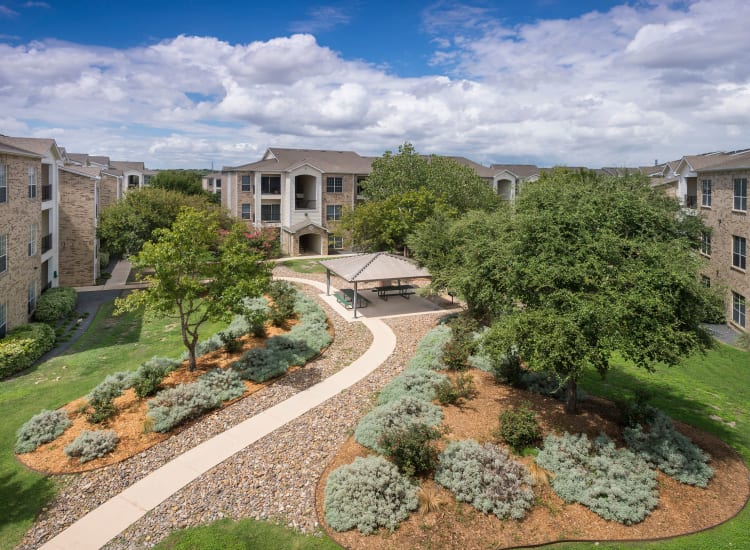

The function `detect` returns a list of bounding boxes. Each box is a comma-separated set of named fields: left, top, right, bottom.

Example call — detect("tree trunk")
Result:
left=187, top=345, right=197, bottom=371
left=564, top=377, right=578, bottom=414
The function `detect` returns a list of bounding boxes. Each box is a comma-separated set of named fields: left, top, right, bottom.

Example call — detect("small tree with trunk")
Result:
left=115, top=207, right=270, bottom=370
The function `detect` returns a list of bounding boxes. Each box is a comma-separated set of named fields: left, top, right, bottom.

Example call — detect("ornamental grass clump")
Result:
left=536, top=432, right=658, bottom=524
left=354, top=396, right=443, bottom=453
left=406, top=325, right=452, bottom=371
left=377, top=369, right=448, bottom=406
left=15, top=409, right=72, bottom=454
left=324, top=456, right=418, bottom=534
left=64, top=430, right=119, bottom=463
left=435, top=440, right=535, bottom=520
left=623, top=410, right=714, bottom=487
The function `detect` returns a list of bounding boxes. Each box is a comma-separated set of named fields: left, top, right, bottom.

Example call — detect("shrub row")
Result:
left=405, top=325, right=452, bottom=371
left=435, top=440, right=535, bottom=520
left=536, top=432, right=658, bottom=525
left=376, top=369, right=448, bottom=406
left=33, top=287, right=77, bottom=323
left=0, top=323, right=56, bottom=379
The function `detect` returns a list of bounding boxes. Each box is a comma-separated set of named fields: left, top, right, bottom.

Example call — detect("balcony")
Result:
left=295, top=199, right=317, bottom=210
left=42, top=184, right=53, bottom=202
left=42, top=233, right=53, bottom=253
left=685, top=195, right=698, bottom=208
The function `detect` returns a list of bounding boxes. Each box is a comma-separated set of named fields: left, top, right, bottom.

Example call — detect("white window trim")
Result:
left=732, top=292, right=746, bottom=328
left=732, top=235, right=747, bottom=271
left=0, top=164, right=7, bottom=203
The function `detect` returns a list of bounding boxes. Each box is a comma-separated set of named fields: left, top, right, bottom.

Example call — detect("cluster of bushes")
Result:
left=435, top=440, right=535, bottom=520
left=0, top=323, right=56, bottom=378
left=496, top=403, right=541, bottom=452
left=354, top=396, right=443, bottom=454
left=536, top=432, right=658, bottom=524
left=441, top=315, right=479, bottom=371
left=64, top=430, right=119, bottom=463
left=15, top=409, right=72, bottom=454
left=434, top=372, right=476, bottom=405
left=33, top=287, right=78, bottom=323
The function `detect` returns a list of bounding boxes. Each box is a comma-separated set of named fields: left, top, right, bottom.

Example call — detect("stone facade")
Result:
left=699, top=169, right=749, bottom=331
left=0, top=152, right=42, bottom=332
left=58, top=169, right=100, bottom=286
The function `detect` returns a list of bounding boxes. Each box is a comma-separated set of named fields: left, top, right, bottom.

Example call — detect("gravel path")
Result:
left=19, top=273, right=446, bottom=549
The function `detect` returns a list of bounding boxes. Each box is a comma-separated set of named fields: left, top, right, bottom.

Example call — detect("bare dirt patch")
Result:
left=316, top=369, right=750, bottom=549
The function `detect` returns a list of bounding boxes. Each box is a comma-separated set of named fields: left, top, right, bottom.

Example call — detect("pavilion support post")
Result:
left=326, top=269, right=331, bottom=296
left=353, top=281, right=359, bottom=319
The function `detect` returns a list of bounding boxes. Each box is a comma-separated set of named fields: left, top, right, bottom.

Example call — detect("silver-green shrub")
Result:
left=377, top=370, right=448, bottom=405
left=132, top=356, right=180, bottom=398
left=15, top=409, right=72, bottom=453
left=147, top=382, right=220, bottom=432
left=87, top=371, right=134, bottom=403
left=623, top=411, right=714, bottom=487
left=198, top=368, right=246, bottom=402
left=435, top=440, right=534, bottom=519
left=355, top=396, right=443, bottom=453
left=536, top=432, right=658, bottom=524
left=324, top=456, right=418, bottom=534
left=405, top=325, right=452, bottom=371
left=64, top=430, right=119, bottom=463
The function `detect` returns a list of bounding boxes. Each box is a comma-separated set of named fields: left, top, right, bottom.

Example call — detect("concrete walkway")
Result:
left=40, top=278, right=397, bottom=550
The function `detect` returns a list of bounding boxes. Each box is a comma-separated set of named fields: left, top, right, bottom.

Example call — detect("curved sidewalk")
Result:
left=41, top=279, right=396, bottom=550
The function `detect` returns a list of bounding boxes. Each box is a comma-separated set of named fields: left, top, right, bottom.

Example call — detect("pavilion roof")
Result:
left=319, top=252, right=430, bottom=282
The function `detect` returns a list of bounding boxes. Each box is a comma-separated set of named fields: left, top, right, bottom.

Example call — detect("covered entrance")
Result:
left=281, top=220, right=328, bottom=256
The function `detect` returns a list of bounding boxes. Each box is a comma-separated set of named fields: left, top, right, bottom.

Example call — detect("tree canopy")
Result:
left=148, top=169, right=206, bottom=196
left=115, top=207, right=270, bottom=370
left=97, top=187, right=231, bottom=258
left=411, top=168, right=716, bottom=412
left=346, top=143, right=500, bottom=253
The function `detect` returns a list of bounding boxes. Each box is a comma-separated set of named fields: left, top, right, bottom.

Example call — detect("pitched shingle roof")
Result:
left=0, top=141, right=42, bottom=158
left=110, top=161, right=145, bottom=171
left=490, top=164, right=540, bottom=179
left=0, top=136, right=60, bottom=158
left=226, top=148, right=373, bottom=173
left=320, top=252, right=430, bottom=282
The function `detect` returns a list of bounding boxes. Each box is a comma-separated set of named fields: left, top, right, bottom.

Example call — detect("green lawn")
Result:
left=155, top=518, right=340, bottom=550
left=546, top=342, right=750, bottom=549
left=280, top=258, right=330, bottom=274
left=0, top=300, right=228, bottom=550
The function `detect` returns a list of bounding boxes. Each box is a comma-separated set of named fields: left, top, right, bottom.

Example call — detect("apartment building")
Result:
left=216, top=148, right=373, bottom=255
left=0, top=137, right=62, bottom=336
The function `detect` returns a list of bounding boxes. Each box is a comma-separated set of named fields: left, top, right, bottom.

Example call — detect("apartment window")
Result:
left=735, top=178, right=748, bottom=211
left=326, top=176, right=343, bottom=193
left=732, top=235, right=746, bottom=270
left=0, top=234, right=6, bottom=273
left=261, top=175, right=281, bottom=194
left=0, top=164, right=6, bottom=203
left=241, top=175, right=252, bottom=192
left=0, top=302, right=6, bottom=339
left=356, top=176, right=366, bottom=196
left=701, top=179, right=712, bottom=207
left=215, top=178, right=221, bottom=189
left=28, top=166, right=37, bottom=198
left=27, top=280, right=36, bottom=315
left=701, top=275, right=711, bottom=288
left=260, top=203, right=280, bottom=222
left=329, top=235, right=343, bottom=249
left=733, top=292, right=746, bottom=328
left=28, top=223, right=37, bottom=256
left=326, top=204, right=342, bottom=221
left=700, top=232, right=711, bottom=256
left=241, top=203, right=252, bottom=220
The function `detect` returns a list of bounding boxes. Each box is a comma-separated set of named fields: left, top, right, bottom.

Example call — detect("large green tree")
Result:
left=412, top=168, right=717, bottom=413
left=149, top=169, right=206, bottom=196
left=348, top=143, right=500, bottom=253
left=98, top=187, right=231, bottom=258
left=115, top=207, right=270, bottom=370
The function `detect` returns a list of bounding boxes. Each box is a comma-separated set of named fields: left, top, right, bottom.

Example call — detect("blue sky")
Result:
left=1, top=0, right=749, bottom=168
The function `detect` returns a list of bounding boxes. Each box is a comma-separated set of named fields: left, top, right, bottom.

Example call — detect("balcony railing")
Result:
left=295, top=199, right=317, bottom=210
left=41, top=233, right=53, bottom=253
left=42, top=184, right=53, bottom=201
left=684, top=195, right=698, bottom=208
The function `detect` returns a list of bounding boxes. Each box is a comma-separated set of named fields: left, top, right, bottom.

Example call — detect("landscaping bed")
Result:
left=316, top=369, right=750, bottom=549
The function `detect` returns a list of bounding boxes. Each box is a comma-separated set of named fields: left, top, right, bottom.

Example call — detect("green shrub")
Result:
left=147, top=382, right=221, bottom=432
left=198, top=368, right=246, bottom=402
left=354, top=396, right=443, bottom=453
left=435, top=373, right=476, bottom=405
left=489, top=349, right=523, bottom=386
left=33, top=287, right=78, bottom=323
left=377, top=369, right=448, bottom=406
left=86, top=371, right=133, bottom=423
left=15, top=409, right=72, bottom=453
left=379, top=423, right=441, bottom=477
left=324, top=456, right=418, bottom=534
left=442, top=315, right=477, bottom=370
left=496, top=403, right=541, bottom=452
left=242, top=296, right=269, bottom=337
left=623, top=410, right=714, bottom=487
left=64, top=430, right=119, bottom=463
left=435, top=440, right=535, bottom=520
left=0, top=322, right=56, bottom=378
left=268, top=281, right=297, bottom=327
left=99, top=251, right=110, bottom=269
left=132, top=357, right=179, bottom=398
left=220, top=331, right=244, bottom=354
left=615, top=386, right=658, bottom=428
left=405, top=325, right=452, bottom=371
left=536, top=432, right=658, bottom=524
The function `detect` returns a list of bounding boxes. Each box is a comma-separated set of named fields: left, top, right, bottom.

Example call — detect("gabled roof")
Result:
left=60, top=165, right=101, bottom=179
left=692, top=149, right=750, bottom=171
left=226, top=148, right=373, bottom=174
left=66, top=153, right=89, bottom=166
left=110, top=161, right=145, bottom=171
left=491, top=164, right=540, bottom=179
left=0, top=141, right=42, bottom=158
left=283, top=219, right=328, bottom=234
left=88, top=156, right=111, bottom=167
left=440, top=156, right=496, bottom=178
left=320, top=252, right=430, bottom=282
left=0, top=136, right=62, bottom=160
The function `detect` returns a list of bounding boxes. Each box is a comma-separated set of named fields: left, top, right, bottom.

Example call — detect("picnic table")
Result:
left=334, top=288, right=371, bottom=309
left=371, top=284, right=416, bottom=301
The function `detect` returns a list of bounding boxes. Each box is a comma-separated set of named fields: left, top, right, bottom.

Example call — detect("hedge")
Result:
left=0, top=323, right=56, bottom=378
left=32, top=287, right=77, bottom=323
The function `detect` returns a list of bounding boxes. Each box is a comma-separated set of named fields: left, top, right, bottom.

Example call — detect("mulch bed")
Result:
left=316, top=369, right=750, bottom=549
